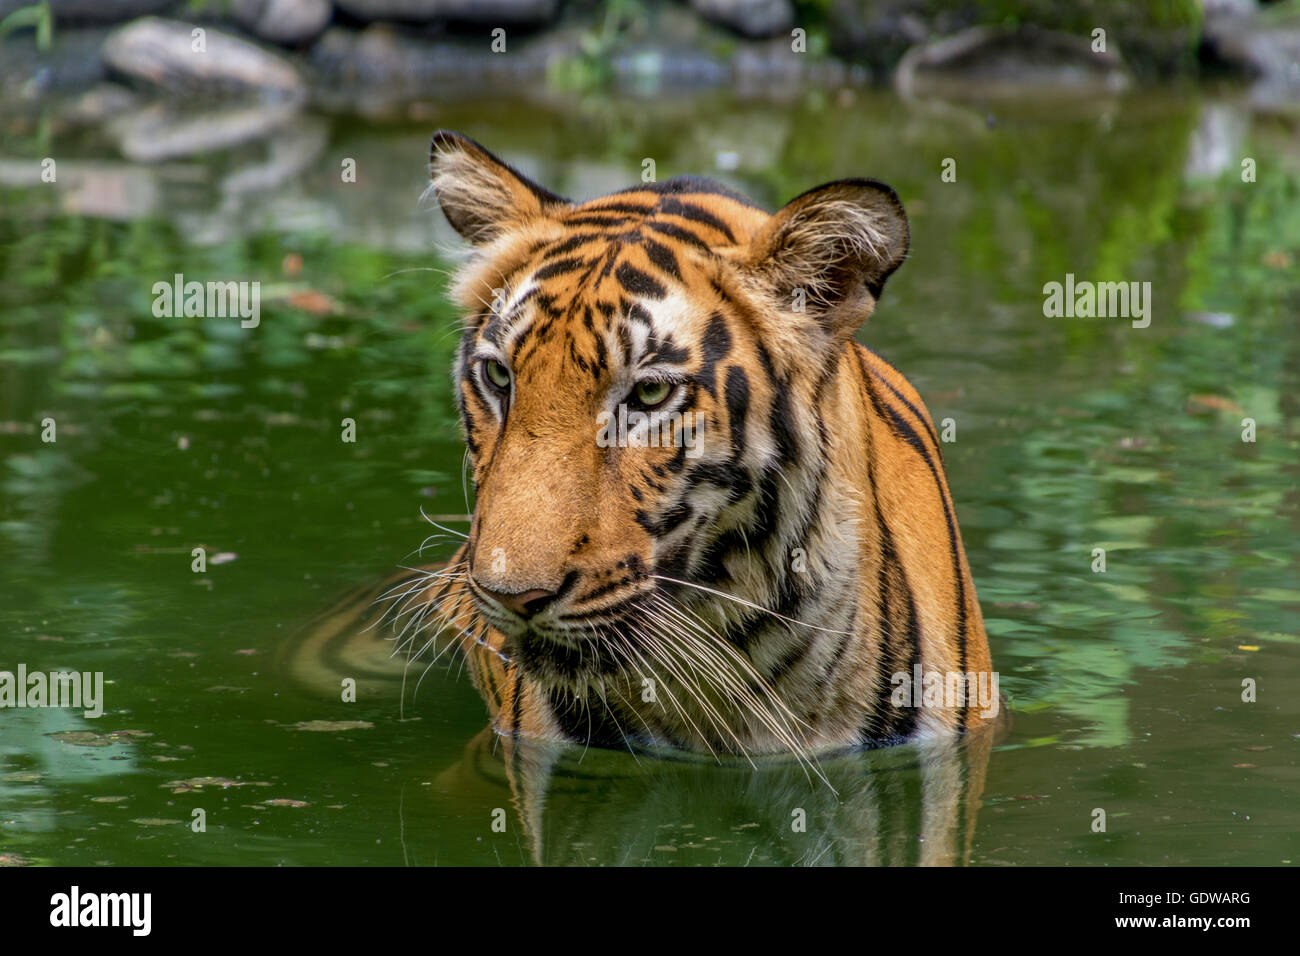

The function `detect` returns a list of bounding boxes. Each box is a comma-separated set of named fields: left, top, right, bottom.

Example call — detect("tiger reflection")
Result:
left=280, top=570, right=1000, bottom=866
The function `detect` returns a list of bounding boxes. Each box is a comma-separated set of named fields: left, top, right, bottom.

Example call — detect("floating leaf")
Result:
left=290, top=720, right=374, bottom=732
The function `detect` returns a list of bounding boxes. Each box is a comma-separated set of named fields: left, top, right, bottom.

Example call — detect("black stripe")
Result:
left=509, top=664, right=523, bottom=737
left=868, top=505, right=919, bottom=743
left=619, top=175, right=765, bottom=210
left=565, top=214, right=632, bottom=228
left=617, top=321, right=633, bottom=366
left=614, top=261, right=667, bottom=300
left=546, top=689, right=630, bottom=747
left=693, top=527, right=746, bottom=585
left=768, top=385, right=799, bottom=466
left=698, top=312, right=732, bottom=397
left=586, top=200, right=656, bottom=215
left=640, top=237, right=681, bottom=280
left=635, top=501, right=694, bottom=537
left=767, top=639, right=812, bottom=684
left=862, top=346, right=942, bottom=451
left=456, top=334, right=482, bottom=458
left=647, top=333, right=689, bottom=365
left=855, top=347, right=968, bottom=726
left=626, top=302, right=653, bottom=326
left=542, top=232, right=606, bottom=257
left=659, top=197, right=736, bottom=242
left=533, top=292, right=563, bottom=318
left=723, top=366, right=750, bottom=455
left=533, top=255, right=589, bottom=281
left=684, top=460, right=752, bottom=499
left=644, top=220, right=712, bottom=251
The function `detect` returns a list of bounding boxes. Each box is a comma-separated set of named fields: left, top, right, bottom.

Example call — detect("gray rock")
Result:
left=690, top=0, right=794, bottom=39
left=828, top=0, right=978, bottom=78
left=219, top=115, right=328, bottom=195
left=0, top=157, right=163, bottom=219
left=1182, top=102, right=1250, bottom=181
left=107, top=99, right=303, bottom=161
left=61, top=82, right=141, bottom=124
left=0, top=26, right=109, bottom=96
left=233, top=0, right=333, bottom=46
left=101, top=17, right=305, bottom=99
left=1202, top=0, right=1258, bottom=20
left=309, top=24, right=551, bottom=109
left=1202, top=12, right=1300, bottom=93
left=831, top=0, right=1200, bottom=80
left=332, top=0, right=558, bottom=24
left=895, top=25, right=1131, bottom=99
left=0, top=0, right=180, bottom=23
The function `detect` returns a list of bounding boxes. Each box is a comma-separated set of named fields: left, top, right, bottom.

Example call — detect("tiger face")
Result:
left=428, top=131, right=990, bottom=753
left=431, top=132, right=907, bottom=688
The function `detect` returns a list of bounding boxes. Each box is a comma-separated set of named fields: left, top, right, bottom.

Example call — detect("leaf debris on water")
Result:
left=290, top=720, right=374, bottom=732
left=164, top=776, right=271, bottom=794
left=47, top=730, right=152, bottom=747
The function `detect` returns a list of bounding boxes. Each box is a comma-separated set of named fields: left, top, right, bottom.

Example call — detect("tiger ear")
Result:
left=429, top=130, right=570, bottom=245
left=744, top=178, right=909, bottom=339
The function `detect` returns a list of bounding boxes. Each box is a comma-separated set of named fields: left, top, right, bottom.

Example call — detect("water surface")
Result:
left=1, top=88, right=1297, bottom=866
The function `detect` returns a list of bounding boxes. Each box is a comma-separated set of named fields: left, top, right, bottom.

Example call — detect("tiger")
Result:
left=402, top=129, right=996, bottom=760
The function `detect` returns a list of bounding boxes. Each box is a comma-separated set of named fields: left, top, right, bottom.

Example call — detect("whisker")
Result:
left=653, top=575, right=853, bottom=636
left=419, top=505, right=469, bottom=539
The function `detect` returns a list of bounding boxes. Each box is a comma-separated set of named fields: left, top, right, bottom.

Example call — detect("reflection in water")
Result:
left=434, top=727, right=996, bottom=867
left=282, top=571, right=1000, bottom=866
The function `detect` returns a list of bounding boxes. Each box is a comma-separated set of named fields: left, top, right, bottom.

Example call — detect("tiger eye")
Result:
left=634, top=380, right=672, bottom=408
left=484, top=359, right=511, bottom=390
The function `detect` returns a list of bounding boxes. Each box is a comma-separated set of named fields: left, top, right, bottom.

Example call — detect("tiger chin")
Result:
left=417, top=130, right=996, bottom=759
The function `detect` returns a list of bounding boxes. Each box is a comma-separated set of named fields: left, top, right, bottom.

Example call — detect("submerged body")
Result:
left=413, top=131, right=994, bottom=757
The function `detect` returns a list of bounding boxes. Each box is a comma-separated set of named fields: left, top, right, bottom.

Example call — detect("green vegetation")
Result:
left=0, top=1, right=52, bottom=52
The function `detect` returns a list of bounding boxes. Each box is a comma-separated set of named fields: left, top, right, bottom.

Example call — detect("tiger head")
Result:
left=428, top=131, right=909, bottom=691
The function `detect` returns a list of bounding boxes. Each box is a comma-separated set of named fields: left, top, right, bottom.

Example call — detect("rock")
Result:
left=101, top=17, right=305, bottom=99
left=233, top=0, right=333, bottom=46
left=0, top=26, right=109, bottom=96
left=1182, top=102, right=1249, bottom=181
left=56, top=163, right=164, bottom=219
left=730, top=37, right=856, bottom=96
left=606, top=46, right=730, bottom=92
left=220, top=115, right=328, bottom=194
left=828, top=0, right=969, bottom=79
left=332, top=0, right=558, bottom=24
left=689, top=0, right=793, bottom=39
left=107, top=98, right=304, bottom=161
left=0, top=0, right=180, bottom=23
left=1202, top=0, right=1258, bottom=20
left=309, top=24, right=551, bottom=108
left=1201, top=7, right=1300, bottom=104
left=830, top=0, right=1201, bottom=80
left=895, top=25, right=1131, bottom=99
left=60, top=82, right=140, bottom=124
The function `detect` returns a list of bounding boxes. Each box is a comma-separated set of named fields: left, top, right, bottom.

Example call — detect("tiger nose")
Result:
left=483, top=587, right=557, bottom=619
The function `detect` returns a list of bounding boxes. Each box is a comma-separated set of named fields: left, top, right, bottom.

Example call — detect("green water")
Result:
left=1, top=90, right=1297, bottom=866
